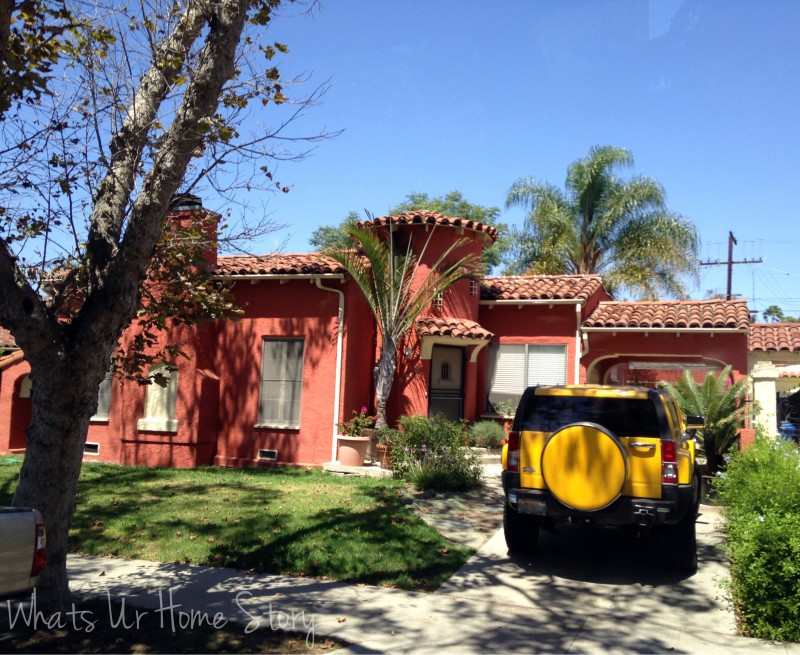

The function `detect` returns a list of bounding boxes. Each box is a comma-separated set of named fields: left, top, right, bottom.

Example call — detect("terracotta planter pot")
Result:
left=376, top=443, right=393, bottom=469
left=337, top=435, right=371, bottom=466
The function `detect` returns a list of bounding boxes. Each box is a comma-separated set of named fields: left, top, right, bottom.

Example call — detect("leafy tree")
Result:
left=309, top=211, right=361, bottom=250
left=310, top=191, right=508, bottom=273
left=324, top=225, right=479, bottom=429
left=661, top=366, right=749, bottom=477
left=505, top=145, right=700, bottom=300
left=0, top=0, right=324, bottom=609
left=391, top=191, right=508, bottom=273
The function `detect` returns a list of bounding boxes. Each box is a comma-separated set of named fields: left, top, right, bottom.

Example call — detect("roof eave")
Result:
left=480, top=298, right=585, bottom=306
left=213, top=273, right=346, bottom=282
left=582, top=327, right=749, bottom=334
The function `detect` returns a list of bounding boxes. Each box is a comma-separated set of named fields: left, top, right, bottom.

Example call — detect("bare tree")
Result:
left=0, top=0, right=329, bottom=609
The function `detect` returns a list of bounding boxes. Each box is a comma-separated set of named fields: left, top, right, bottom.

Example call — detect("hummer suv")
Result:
left=502, top=385, right=704, bottom=571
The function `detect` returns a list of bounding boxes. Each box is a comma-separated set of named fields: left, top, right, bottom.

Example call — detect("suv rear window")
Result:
left=520, top=394, right=660, bottom=437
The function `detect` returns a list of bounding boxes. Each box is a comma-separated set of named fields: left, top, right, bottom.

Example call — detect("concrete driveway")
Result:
left=435, top=502, right=737, bottom=646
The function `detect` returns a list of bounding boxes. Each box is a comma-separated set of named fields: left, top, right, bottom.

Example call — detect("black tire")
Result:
left=504, top=504, right=539, bottom=553
left=664, top=512, right=698, bottom=573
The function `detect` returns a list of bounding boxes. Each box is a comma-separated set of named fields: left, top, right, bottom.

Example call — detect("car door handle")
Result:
left=629, top=442, right=656, bottom=450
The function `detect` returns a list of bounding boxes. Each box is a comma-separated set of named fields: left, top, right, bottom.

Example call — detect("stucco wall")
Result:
left=212, top=277, right=374, bottom=467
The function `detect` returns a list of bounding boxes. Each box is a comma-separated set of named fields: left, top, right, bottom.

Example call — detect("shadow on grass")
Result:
left=205, top=483, right=472, bottom=590
left=0, top=462, right=473, bottom=592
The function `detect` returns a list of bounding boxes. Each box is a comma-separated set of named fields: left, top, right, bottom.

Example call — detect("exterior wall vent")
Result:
left=84, top=442, right=100, bottom=455
left=257, top=449, right=278, bottom=461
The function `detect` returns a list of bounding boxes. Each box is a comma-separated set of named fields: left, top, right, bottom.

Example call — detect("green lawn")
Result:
left=0, top=458, right=472, bottom=591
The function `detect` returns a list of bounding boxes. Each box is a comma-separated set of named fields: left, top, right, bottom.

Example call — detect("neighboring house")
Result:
left=747, top=323, right=800, bottom=436
left=0, top=201, right=771, bottom=468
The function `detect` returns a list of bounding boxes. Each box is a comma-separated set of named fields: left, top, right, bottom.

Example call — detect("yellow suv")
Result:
left=502, top=385, right=704, bottom=571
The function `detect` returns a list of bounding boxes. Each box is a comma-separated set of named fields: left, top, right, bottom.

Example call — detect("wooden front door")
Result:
left=428, top=345, right=465, bottom=421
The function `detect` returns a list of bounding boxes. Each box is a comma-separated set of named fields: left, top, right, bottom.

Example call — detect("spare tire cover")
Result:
left=541, top=422, right=628, bottom=511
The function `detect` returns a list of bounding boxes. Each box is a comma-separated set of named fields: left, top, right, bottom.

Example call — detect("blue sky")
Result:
left=238, top=0, right=800, bottom=318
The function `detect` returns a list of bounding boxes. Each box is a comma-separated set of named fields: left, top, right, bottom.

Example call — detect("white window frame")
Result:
left=487, top=343, right=568, bottom=409
left=256, top=338, right=305, bottom=429
left=137, top=363, right=179, bottom=432
left=91, top=372, right=114, bottom=422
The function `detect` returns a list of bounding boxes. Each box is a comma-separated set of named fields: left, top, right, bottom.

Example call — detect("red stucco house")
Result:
left=0, top=202, right=765, bottom=468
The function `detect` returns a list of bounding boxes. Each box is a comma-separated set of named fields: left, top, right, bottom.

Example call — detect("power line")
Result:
left=699, top=232, right=762, bottom=300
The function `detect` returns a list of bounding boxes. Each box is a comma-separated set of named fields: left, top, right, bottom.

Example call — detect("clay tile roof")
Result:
left=416, top=317, right=494, bottom=341
left=583, top=299, right=751, bottom=330
left=360, top=211, right=498, bottom=243
left=0, top=327, right=17, bottom=349
left=215, top=253, right=345, bottom=277
left=749, top=323, right=800, bottom=351
left=481, top=275, right=604, bottom=302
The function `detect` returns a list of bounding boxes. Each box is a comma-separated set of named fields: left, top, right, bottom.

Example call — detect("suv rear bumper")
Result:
left=502, top=471, right=694, bottom=528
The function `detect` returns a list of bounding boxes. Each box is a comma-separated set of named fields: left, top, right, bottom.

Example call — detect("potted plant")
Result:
left=337, top=407, right=376, bottom=466
left=375, top=428, right=400, bottom=469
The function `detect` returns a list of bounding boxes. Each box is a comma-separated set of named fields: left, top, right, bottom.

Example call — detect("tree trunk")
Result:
left=374, top=340, right=397, bottom=430
left=12, top=353, right=111, bottom=611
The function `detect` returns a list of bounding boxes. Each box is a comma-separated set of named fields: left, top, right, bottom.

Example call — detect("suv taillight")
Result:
left=507, top=430, right=520, bottom=472
left=31, top=521, right=46, bottom=578
left=661, top=440, right=678, bottom=485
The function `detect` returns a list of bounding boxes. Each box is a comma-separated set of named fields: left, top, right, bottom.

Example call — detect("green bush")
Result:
left=390, top=415, right=483, bottom=492
left=468, top=420, right=506, bottom=448
left=715, top=436, right=800, bottom=641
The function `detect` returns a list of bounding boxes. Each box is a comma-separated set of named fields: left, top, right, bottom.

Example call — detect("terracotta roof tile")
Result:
left=584, top=299, right=750, bottom=330
left=0, top=327, right=17, bottom=349
left=215, top=253, right=345, bottom=277
left=416, top=317, right=494, bottom=341
left=749, top=323, right=800, bottom=351
left=481, top=275, right=604, bottom=302
left=361, top=211, right=498, bottom=243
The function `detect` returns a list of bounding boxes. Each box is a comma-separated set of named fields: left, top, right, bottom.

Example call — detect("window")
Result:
left=258, top=338, right=304, bottom=428
left=520, top=395, right=659, bottom=437
left=432, top=293, right=443, bottom=308
left=487, top=343, right=567, bottom=410
left=19, top=376, right=32, bottom=398
left=92, top=373, right=113, bottom=421
left=137, top=364, right=179, bottom=432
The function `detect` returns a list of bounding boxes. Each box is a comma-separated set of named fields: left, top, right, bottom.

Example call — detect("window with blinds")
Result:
left=487, top=343, right=567, bottom=411
left=258, top=338, right=305, bottom=428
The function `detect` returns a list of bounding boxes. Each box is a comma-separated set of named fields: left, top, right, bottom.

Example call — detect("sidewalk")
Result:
left=61, top=466, right=800, bottom=654
left=64, top=546, right=798, bottom=654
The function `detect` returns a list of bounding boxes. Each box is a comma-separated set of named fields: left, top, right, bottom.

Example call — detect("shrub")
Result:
left=660, top=365, right=749, bottom=476
left=390, top=415, right=482, bottom=492
left=715, top=436, right=800, bottom=641
left=468, top=420, right=505, bottom=448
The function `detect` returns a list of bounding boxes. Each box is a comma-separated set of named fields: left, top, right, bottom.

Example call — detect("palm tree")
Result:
left=763, top=305, right=785, bottom=323
left=325, top=225, right=479, bottom=428
left=505, top=145, right=700, bottom=300
left=661, top=366, right=749, bottom=477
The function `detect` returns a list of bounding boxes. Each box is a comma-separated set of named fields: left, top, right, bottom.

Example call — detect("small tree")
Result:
left=0, top=0, right=328, bottom=610
left=661, top=366, right=749, bottom=476
left=325, top=225, right=479, bottom=428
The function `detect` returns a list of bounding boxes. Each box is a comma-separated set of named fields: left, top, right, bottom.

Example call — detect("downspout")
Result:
left=575, top=304, right=583, bottom=383
left=316, top=279, right=345, bottom=462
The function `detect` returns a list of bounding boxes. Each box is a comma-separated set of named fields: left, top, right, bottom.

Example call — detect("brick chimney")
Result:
left=168, top=193, right=219, bottom=269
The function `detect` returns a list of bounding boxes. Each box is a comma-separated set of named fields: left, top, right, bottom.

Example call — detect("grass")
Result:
left=0, top=457, right=473, bottom=591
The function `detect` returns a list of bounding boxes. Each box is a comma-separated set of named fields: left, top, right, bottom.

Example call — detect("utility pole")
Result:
left=699, top=231, right=763, bottom=300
